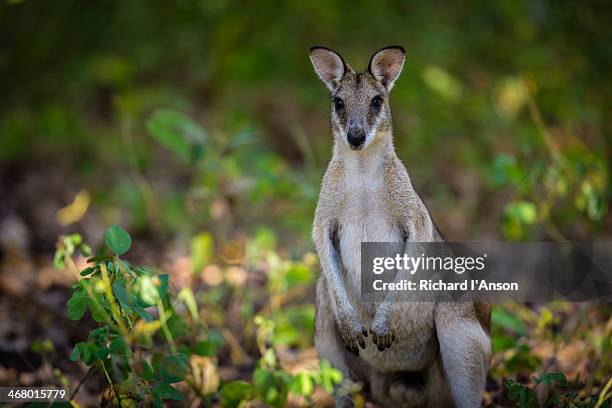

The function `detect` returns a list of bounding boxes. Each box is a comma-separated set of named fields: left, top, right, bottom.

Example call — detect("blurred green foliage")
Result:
left=1, top=0, right=611, bottom=246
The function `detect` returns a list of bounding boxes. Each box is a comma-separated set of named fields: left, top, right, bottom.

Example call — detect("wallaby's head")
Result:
left=309, top=46, right=405, bottom=151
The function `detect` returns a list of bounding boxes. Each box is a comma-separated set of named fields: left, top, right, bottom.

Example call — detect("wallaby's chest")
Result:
left=338, top=195, right=401, bottom=246
left=335, top=174, right=438, bottom=372
left=336, top=173, right=403, bottom=302
left=339, top=169, right=400, bottom=234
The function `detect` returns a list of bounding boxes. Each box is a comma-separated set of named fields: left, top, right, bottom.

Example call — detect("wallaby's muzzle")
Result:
left=347, top=126, right=366, bottom=149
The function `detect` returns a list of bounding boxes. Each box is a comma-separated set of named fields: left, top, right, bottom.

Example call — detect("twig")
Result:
left=595, top=376, right=612, bottom=408
left=71, top=365, right=94, bottom=401
left=221, top=328, right=250, bottom=365
left=258, top=285, right=308, bottom=316
left=101, top=361, right=122, bottom=408
left=522, top=76, right=570, bottom=242
left=523, top=77, right=559, bottom=159
left=157, top=300, right=177, bottom=354
left=120, top=116, right=162, bottom=239
left=291, top=124, right=317, bottom=171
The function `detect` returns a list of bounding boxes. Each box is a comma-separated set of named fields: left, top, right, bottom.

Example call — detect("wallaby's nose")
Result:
left=347, top=127, right=366, bottom=149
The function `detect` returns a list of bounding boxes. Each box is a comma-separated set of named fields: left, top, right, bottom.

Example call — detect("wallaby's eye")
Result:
left=371, top=95, right=383, bottom=111
left=333, top=97, right=344, bottom=112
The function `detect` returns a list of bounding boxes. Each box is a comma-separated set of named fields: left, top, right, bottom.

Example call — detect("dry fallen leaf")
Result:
left=187, top=355, right=219, bottom=396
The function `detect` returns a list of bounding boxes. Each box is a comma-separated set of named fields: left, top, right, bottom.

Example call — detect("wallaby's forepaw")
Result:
left=337, top=313, right=367, bottom=356
left=370, top=318, right=395, bottom=351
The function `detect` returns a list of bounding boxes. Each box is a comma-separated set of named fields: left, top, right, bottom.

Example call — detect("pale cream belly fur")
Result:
left=337, top=210, right=439, bottom=372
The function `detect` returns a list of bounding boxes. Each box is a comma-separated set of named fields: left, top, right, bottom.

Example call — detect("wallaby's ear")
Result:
left=309, top=46, right=346, bottom=92
left=368, top=46, right=406, bottom=91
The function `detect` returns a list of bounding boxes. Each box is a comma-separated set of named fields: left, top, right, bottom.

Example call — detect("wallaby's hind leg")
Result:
left=435, top=303, right=491, bottom=408
left=314, top=278, right=364, bottom=407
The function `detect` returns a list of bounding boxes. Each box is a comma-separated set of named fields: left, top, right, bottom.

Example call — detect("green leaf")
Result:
left=220, top=381, right=254, bottom=408
left=87, top=255, right=114, bottom=263
left=491, top=154, right=526, bottom=187
left=291, top=372, right=314, bottom=396
left=54, top=249, right=65, bottom=270
left=286, top=263, right=313, bottom=286
left=135, top=266, right=154, bottom=276
left=318, top=360, right=343, bottom=393
left=504, top=379, right=538, bottom=408
left=141, top=358, right=154, bottom=381
left=247, top=228, right=277, bottom=258
left=273, top=324, right=300, bottom=347
left=81, top=243, right=92, bottom=256
left=505, top=201, right=537, bottom=224
left=158, top=274, right=169, bottom=301
left=422, top=64, right=463, bottom=102
left=504, top=344, right=540, bottom=374
left=146, top=109, right=206, bottom=163
left=492, top=334, right=516, bottom=352
left=88, top=326, right=109, bottom=343
left=151, top=384, right=183, bottom=401
left=536, top=372, right=569, bottom=387
left=67, top=294, right=89, bottom=320
left=71, top=342, right=93, bottom=365
left=158, top=353, right=188, bottom=383
left=113, top=282, right=137, bottom=309
left=88, top=298, right=107, bottom=322
left=190, top=232, right=213, bottom=273
left=492, top=307, right=528, bottom=336
left=192, top=340, right=218, bottom=356
left=32, top=339, right=55, bottom=354
left=165, top=313, right=188, bottom=339
left=116, top=258, right=136, bottom=279
left=139, top=276, right=160, bottom=305
left=134, top=306, right=154, bottom=322
left=104, top=225, right=132, bottom=256
left=109, top=338, right=128, bottom=355
left=178, top=287, right=199, bottom=322
left=80, top=266, right=96, bottom=277
left=253, top=367, right=290, bottom=407
left=94, top=347, right=109, bottom=359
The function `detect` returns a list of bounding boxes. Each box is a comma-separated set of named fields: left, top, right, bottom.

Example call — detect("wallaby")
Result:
left=310, top=46, right=491, bottom=408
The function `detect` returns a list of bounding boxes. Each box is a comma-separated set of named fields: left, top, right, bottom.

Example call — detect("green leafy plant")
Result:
left=491, top=131, right=608, bottom=241
left=57, top=226, right=203, bottom=407
left=57, top=226, right=342, bottom=407
left=219, top=316, right=343, bottom=408
left=503, top=372, right=602, bottom=408
left=145, top=108, right=318, bottom=243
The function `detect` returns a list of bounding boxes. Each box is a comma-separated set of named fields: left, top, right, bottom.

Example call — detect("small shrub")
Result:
left=56, top=225, right=342, bottom=406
